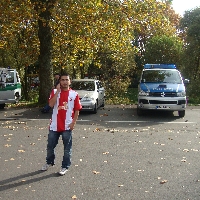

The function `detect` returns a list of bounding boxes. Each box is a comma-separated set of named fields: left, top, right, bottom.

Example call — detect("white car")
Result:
left=71, top=79, right=105, bottom=113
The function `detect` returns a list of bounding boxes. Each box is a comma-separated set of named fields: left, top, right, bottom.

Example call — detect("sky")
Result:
left=172, top=0, right=200, bottom=16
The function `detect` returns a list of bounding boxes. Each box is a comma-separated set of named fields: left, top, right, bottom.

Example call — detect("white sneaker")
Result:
left=41, top=163, right=51, bottom=171
left=59, top=168, right=68, bottom=175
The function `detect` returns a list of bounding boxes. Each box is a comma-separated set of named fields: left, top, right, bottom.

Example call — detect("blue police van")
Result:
left=137, top=64, right=189, bottom=117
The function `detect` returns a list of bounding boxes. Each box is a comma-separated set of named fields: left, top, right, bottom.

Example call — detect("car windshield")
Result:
left=71, top=81, right=95, bottom=91
left=141, top=70, right=182, bottom=84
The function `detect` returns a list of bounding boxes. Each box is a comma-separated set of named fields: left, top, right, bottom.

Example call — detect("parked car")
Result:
left=71, top=79, right=105, bottom=113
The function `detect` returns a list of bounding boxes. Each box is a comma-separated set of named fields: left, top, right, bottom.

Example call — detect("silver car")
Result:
left=71, top=79, right=105, bottom=113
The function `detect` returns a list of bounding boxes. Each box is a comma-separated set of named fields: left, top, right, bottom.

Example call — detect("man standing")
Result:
left=42, top=73, right=82, bottom=175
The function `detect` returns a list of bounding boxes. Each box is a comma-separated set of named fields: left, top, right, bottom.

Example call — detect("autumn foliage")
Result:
left=0, top=0, right=183, bottom=104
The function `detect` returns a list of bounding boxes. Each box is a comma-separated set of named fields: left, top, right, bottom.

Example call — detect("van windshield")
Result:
left=141, top=70, right=182, bottom=84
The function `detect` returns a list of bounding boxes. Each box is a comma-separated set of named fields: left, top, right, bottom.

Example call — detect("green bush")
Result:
left=106, top=88, right=138, bottom=105
left=186, top=82, right=200, bottom=105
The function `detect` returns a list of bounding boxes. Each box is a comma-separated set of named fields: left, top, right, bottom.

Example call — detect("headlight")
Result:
left=177, top=92, right=186, bottom=97
left=138, top=90, right=149, bottom=96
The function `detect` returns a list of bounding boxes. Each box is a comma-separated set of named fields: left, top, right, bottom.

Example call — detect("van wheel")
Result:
left=0, top=104, right=5, bottom=109
left=178, top=110, right=185, bottom=117
left=137, top=107, right=143, bottom=116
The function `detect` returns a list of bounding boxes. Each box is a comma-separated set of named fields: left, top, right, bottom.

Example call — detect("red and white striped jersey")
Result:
left=49, top=89, right=82, bottom=132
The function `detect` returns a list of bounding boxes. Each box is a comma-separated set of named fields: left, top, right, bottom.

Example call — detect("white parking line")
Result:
left=78, top=120, right=195, bottom=124
left=106, top=121, right=196, bottom=123
left=0, top=118, right=196, bottom=124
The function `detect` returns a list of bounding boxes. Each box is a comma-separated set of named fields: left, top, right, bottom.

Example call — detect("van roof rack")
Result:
left=144, top=64, right=176, bottom=69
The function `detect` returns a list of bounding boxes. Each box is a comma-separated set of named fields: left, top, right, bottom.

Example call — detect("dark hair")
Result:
left=59, top=72, right=70, bottom=80
left=54, top=73, right=60, bottom=76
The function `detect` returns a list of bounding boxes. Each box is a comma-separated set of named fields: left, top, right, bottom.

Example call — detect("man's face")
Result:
left=59, top=75, right=71, bottom=89
left=54, top=75, right=59, bottom=80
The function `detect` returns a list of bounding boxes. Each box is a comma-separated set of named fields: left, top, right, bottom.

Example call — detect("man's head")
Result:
left=59, top=73, right=71, bottom=90
left=54, top=73, right=60, bottom=80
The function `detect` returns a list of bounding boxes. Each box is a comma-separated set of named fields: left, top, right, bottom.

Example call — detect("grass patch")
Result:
left=6, top=101, right=42, bottom=108
left=187, top=97, right=200, bottom=106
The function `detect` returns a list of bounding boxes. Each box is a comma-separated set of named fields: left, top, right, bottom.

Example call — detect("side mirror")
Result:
left=184, top=79, right=189, bottom=84
left=141, top=79, right=145, bottom=83
left=99, top=87, right=104, bottom=91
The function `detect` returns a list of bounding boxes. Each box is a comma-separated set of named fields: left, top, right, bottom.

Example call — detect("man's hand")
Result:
left=69, top=122, right=76, bottom=130
left=56, top=83, right=61, bottom=93
left=49, top=83, right=61, bottom=107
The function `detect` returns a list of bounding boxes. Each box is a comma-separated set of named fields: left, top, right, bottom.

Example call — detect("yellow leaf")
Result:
left=93, top=170, right=100, bottom=174
left=18, top=150, right=25, bottom=153
left=72, top=195, right=77, bottom=199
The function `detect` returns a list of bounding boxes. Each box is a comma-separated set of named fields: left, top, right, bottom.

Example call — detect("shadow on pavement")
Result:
left=0, top=170, right=59, bottom=192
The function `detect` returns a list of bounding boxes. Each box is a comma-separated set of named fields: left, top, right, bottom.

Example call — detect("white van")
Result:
left=137, top=64, right=189, bottom=117
left=0, top=68, right=21, bottom=109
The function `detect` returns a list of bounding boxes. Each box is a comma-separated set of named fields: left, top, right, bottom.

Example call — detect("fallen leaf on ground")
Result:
left=94, top=128, right=101, bottom=132
left=160, top=180, right=168, bottom=184
left=93, top=170, right=100, bottom=174
left=18, top=150, right=25, bottom=153
left=192, top=149, right=198, bottom=152
left=72, top=195, right=77, bottom=199
left=181, top=159, right=187, bottom=162
left=118, top=185, right=124, bottom=187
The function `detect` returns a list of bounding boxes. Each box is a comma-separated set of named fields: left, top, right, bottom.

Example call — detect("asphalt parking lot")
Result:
left=0, top=105, right=200, bottom=200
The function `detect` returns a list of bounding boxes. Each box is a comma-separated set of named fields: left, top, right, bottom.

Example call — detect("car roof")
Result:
left=72, top=79, right=97, bottom=81
left=144, top=69, right=178, bottom=71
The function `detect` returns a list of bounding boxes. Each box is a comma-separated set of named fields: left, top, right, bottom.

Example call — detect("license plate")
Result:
left=156, top=106, right=170, bottom=109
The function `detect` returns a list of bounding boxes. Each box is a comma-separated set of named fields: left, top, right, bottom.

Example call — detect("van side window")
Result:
left=6, top=71, right=14, bottom=83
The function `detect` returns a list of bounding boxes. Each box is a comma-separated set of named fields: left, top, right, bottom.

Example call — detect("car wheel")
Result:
left=178, top=110, right=185, bottom=117
left=0, top=103, right=5, bottom=109
left=100, top=97, right=105, bottom=107
left=92, top=101, right=98, bottom=114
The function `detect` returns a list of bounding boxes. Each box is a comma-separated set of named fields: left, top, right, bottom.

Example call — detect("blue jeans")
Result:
left=42, top=104, right=51, bottom=112
left=46, top=130, right=72, bottom=169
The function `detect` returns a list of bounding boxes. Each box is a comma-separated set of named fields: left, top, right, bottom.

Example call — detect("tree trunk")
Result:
left=37, top=3, right=54, bottom=104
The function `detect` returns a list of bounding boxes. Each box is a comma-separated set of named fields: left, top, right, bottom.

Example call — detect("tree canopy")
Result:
left=0, top=0, right=184, bottom=103
left=144, top=35, right=183, bottom=64
left=179, top=7, right=200, bottom=80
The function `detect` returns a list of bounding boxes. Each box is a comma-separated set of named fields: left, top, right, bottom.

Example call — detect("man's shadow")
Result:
left=0, top=170, right=59, bottom=191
